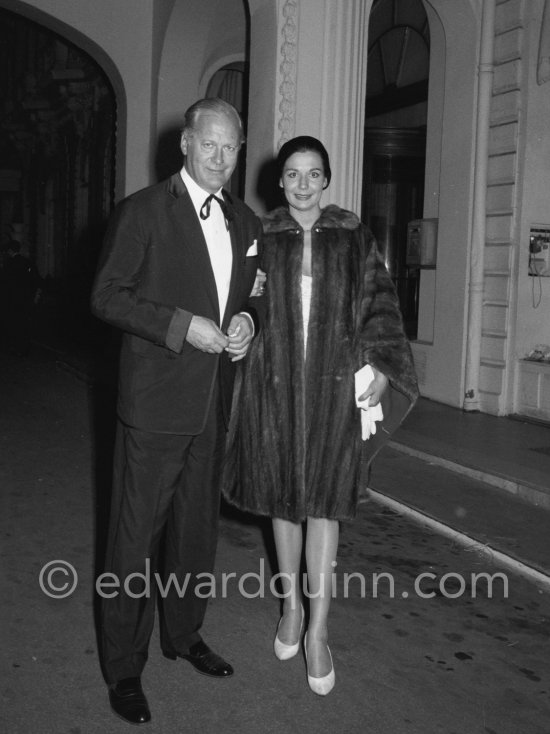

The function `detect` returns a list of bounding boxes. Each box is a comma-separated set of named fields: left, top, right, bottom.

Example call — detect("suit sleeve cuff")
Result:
left=165, top=307, right=193, bottom=353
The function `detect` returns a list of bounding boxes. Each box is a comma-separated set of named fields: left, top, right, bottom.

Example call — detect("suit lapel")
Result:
left=222, top=192, right=244, bottom=331
left=168, top=175, right=220, bottom=322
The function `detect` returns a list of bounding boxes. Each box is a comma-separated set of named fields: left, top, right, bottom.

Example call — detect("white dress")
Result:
left=301, top=274, right=312, bottom=355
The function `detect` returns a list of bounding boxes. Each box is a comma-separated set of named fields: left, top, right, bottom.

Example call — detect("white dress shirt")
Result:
left=181, top=168, right=233, bottom=324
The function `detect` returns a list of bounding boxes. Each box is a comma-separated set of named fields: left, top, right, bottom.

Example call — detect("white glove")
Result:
left=355, top=364, right=384, bottom=440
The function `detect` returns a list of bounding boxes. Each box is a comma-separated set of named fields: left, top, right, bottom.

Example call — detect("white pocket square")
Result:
left=246, top=240, right=258, bottom=257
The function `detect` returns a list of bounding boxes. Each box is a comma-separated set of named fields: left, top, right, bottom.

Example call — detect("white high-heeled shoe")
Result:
left=273, top=604, right=304, bottom=660
left=304, top=632, right=335, bottom=696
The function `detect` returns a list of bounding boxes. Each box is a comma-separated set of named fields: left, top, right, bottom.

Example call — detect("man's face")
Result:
left=181, top=111, right=241, bottom=194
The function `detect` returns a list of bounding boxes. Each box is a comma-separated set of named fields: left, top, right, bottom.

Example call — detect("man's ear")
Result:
left=180, top=133, right=188, bottom=156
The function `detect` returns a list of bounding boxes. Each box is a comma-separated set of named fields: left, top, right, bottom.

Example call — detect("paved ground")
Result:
left=2, top=349, right=550, bottom=734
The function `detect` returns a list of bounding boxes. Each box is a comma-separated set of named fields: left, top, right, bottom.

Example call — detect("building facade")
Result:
left=2, top=0, right=550, bottom=421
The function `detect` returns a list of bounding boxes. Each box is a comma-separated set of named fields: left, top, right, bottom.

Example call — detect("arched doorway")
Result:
left=205, top=61, right=248, bottom=198
left=0, top=7, right=117, bottom=343
left=362, top=0, right=430, bottom=339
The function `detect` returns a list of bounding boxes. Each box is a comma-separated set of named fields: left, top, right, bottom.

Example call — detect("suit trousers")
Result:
left=100, top=388, right=225, bottom=684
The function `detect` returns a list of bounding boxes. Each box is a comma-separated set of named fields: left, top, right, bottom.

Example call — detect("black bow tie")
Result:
left=200, top=194, right=233, bottom=223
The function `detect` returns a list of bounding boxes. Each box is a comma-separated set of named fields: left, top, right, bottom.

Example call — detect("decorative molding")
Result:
left=276, top=0, right=298, bottom=149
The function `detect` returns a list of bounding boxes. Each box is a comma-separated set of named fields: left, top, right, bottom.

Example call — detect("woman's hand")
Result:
left=226, top=314, right=254, bottom=362
left=358, top=366, right=388, bottom=406
left=249, top=268, right=266, bottom=297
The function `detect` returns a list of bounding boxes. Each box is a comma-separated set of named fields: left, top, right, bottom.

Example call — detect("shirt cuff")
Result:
left=238, top=311, right=255, bottom=337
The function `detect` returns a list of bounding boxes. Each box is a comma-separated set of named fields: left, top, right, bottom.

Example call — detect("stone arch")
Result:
left=200, top=56, right=246, bottom=99
left=2, top=0, right=127, bottom=198
left=359, top=0, right=480, bottom=401
left=407, top=0, right=480, bottom=404
left=155, top=0, right=248, bottom=181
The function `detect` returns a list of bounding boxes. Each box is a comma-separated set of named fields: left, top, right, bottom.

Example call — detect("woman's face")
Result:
left=280, top=150, right=327, bottom=219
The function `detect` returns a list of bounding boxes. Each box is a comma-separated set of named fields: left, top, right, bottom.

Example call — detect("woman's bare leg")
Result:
left=304, top=517, right=339, bottom=677
left=272, top=518, right=304, bottom=644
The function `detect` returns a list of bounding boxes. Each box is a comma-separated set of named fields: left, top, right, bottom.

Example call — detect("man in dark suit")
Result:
left=91, top=98, right=263, bottom=725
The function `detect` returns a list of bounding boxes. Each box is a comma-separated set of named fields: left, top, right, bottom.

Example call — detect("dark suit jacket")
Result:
left=91, top=173, right=262, bottom=435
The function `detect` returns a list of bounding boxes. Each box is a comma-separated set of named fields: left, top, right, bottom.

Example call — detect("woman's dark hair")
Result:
left=276, top=135, right=331, bottom=188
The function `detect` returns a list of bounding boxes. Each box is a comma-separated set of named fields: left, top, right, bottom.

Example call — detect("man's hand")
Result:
left=226, top=313, right=253, bottom=362
left=358, top=365, right=389, bottom=406
left=186, top=315, right=228, bottom=353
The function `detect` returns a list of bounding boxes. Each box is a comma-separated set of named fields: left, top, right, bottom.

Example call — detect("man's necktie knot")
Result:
left=200, top=194, right=233, bottom=223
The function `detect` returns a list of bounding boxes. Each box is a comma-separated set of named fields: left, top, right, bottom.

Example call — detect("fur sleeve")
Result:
left=358, top=228, right=419, bottom=404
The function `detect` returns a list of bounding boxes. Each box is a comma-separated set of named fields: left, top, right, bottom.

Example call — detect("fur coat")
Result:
left=222, top=204, right=418, bottom=522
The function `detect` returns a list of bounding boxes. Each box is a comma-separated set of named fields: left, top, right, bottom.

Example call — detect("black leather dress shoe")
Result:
left=164, top=640, right=233, bottom=677
left=109, top=676, right=151, bottom=724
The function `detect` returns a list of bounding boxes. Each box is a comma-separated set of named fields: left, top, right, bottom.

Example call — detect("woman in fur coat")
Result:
left=223, top=136, right=418, bottom=696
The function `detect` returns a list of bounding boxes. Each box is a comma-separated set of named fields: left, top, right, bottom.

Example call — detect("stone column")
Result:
left=283, top=0, right=371, bottom=212
left=247, top=0, right=370, bottom=214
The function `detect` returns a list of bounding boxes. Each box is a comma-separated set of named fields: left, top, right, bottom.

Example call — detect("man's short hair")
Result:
left=181, top=98, right=245, bottom=145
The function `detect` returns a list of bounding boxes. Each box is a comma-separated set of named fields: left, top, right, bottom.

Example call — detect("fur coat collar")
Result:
left=262, top=204, right=360, bottom=233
